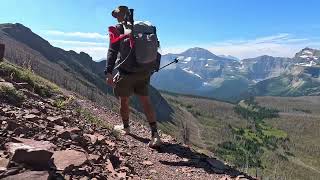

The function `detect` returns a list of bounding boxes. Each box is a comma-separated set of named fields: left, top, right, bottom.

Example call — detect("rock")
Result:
left=13, top=126, right=30, bottom=136
left=52, top=150, right=87, bottom=171
left=106, top=159, right=116, bottom=175
left=6, top=121, right=19, bottom=131
left=23, top=114, right=38, bottom=120
left=2, top=171, right=50, bottom=180
left=95, top=133, right=105, bottom=142
left=30, top=109, right=41, bottom=115
left=0, top=157, right=9, bottom=171
left=5, top=138, right=56, bottom=167
left=149, top=169, right=157, bottom=173
left=57, top=127, right=81, bottom=140
left=117, top=172, right=127, bottom=180
left=119, top=166, right=130, bottom=172
left=84, top=134, right=98, bottom=144
left=88, top=154, right=99, bottom=161
left=142, top=161, right=153, bottom=166
left=0, top=82, right=14, bottom=89
left=46, top=116, right=63, bottom=125
left=105, top=140, right=115, bottom=147
left=54, top=125, right=64, bottom=131
left=79, top=177, right=90, bottom=180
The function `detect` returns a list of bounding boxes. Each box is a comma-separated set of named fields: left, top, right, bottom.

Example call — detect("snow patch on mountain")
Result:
left=182, top=68, right=202, bottom=79
left=184, top=57, right=192, bottom=62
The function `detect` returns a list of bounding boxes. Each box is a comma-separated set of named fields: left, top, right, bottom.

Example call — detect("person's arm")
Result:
left=105, top=26, right=121, bottom=86
left=105, top=26, right=121, bottom=75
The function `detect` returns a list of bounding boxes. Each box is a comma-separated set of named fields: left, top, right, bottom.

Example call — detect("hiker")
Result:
left=0, top=44, right=4, bottom=61
left=104, top=6, right=162, bottom=148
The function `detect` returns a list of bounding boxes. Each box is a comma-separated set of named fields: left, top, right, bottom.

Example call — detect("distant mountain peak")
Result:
left=295, top=47, right=320, bottom=62
left=218, top=55, right=240, bottom=61
left=0, top=23, right=31, bottom=32
left=180, top=47, right=219, bottom=59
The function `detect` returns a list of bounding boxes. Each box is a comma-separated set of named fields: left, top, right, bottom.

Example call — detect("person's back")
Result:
left=104, top=6, right=162, bottom=148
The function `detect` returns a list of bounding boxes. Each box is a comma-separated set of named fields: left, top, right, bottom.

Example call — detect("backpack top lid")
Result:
left=133, top=21, right=156, bottom=34
left=134, top=21, right=152, bottom=26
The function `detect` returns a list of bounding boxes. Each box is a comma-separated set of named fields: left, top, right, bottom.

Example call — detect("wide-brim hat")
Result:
left=112, top=6, right=129, bottom=18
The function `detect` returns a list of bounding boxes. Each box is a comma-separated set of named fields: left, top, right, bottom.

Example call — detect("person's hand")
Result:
left=106, top=73, right=115, bottom=87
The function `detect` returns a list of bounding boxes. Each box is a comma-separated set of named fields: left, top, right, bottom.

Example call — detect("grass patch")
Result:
left=0, top=85, right=24, bottom=105
left=76, top=108, right=113, bottom=130
left=0, top=61, right=59, bottom=97
left=53, top=95, right=75, bottom=109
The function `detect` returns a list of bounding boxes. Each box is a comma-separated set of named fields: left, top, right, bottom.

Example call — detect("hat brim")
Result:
left=112, top=10, right=118, bottom=18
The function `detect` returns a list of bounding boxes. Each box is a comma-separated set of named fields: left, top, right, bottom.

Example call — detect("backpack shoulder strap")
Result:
left=115, top=24, right=124, bottom=34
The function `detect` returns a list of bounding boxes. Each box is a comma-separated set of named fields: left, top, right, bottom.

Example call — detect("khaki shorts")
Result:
left=113, top=72, right=151, bottom=97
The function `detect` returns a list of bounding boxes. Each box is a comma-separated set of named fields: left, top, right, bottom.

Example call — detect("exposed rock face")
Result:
left=241, top=55, right=292, bottom=81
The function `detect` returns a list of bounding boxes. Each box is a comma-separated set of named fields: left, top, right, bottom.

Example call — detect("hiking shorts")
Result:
left=113, top=71, right=151, bottom=97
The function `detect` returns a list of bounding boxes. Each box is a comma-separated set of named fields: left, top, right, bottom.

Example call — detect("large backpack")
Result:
left=120, top=21, right=161, bottom=73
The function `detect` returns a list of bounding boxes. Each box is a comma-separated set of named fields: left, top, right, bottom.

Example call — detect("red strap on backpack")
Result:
left=108, top=26, right=134, bottom=48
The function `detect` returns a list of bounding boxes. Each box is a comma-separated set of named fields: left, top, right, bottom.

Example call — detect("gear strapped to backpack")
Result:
left=110, top=8, right=161, bottom=73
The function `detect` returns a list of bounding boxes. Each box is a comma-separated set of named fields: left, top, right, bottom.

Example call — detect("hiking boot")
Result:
left=148, top=133, right=162, bottom=148
left=114, top=125, right=130, bottom=135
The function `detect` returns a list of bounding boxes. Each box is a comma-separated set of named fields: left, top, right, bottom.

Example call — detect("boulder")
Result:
left=52, top=150, right=87, bottom=171
left=5, top=138, right=56, bottom=167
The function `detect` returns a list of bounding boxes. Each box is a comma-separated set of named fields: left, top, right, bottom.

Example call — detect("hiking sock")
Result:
left=149, top=122, right=158, bottom=137
left=123, top=119, right=130, bottom=128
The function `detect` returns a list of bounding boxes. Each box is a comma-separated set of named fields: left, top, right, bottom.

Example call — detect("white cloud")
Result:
left=46, top=30, right=108, bottom=40
left=163, top=33, right=320, bottom=59
left=49, top=40, right=107, bottom=46
left=46, top=32, right=320, bottom=61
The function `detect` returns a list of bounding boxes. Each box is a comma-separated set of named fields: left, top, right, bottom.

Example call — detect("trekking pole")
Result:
left=157, top=58, right=179, bottom=72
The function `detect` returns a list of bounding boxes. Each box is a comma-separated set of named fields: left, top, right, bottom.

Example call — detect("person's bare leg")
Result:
left=120, top=96, right=130, bottom=129
left=138, top=96, right=159, bottom=138
left=138, top=96, right=156, bottom=123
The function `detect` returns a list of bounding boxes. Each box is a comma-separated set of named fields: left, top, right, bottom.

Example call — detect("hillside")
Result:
left=251, top=65, right=320, bottom=96
left=161, top=92, right=320, bottom=180
left=0, top=61, right=251, bottom=179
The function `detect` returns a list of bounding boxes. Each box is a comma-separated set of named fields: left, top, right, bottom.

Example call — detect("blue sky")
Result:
left=1, top=0, right=320, bottom=60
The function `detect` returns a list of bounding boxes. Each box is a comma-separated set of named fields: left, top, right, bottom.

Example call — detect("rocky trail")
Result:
left=0, top=75, right=253, bottom=179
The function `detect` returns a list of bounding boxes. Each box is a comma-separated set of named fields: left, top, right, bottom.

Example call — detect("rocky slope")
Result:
left=0, top=62, right=252, bottom=179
